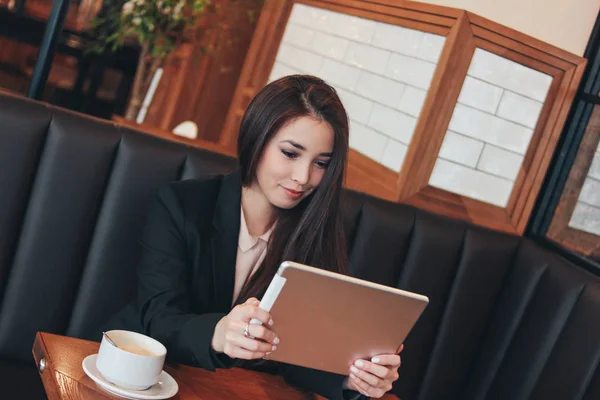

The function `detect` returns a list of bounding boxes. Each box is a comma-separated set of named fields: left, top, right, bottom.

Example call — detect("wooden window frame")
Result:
left=221, top=0, right=586, bottom=235
left=528, top=11, right=600, bottom=265
left=545, top=106, right=600, bottom=260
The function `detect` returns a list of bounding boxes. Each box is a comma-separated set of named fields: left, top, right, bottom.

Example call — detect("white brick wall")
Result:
left=589, top=150, right=600, bottom=180
left=282, top=24, right=315, bottom=49
left=319, top=59, right=361, bottom=90
left=477, top=145, right=523, bottom=181
left=448, top=104, right=534, bottom=154
left=368, top=104, right=417, bottom=144
left=337, top=89, right=373, bottom=125
left=429, top=48, right=552, bottom=208
left=579, top=177, right=600, bottom=207
left=276, top=44, right=323, bottom=76
left=457, top=77, right=503, bottom=114
left=417, top=33, right=446, bottom=63
left=381, top=139, right=408, bottom=172
left=429, top=159, right=513, bottom=207
left=569, top=141, right=600, bottom=236
left=438, top=131, right=484, bottom=168
left=496, top=91, right=544, bottom=129
left=398, top=86, right=427, bottom=118
left=312, top=32, right=350, bottom=60
left=268, top=3, right=446, bottom=172
left=372, top=24, right=423, bottom=57
left=348, top=121, right=387, bottom=161
left=468, top=48, right=553, bottom=102
left=269, top=63, right=300, bottom=82
left=355, top=72, right=405, bottom=107
left=344, top=43, right=391, bottom=75
left=569, top=202, right=600, bottom=236
left=269, top=6, right=555, bottom=209
left=385, top=54, right=437, bottom=90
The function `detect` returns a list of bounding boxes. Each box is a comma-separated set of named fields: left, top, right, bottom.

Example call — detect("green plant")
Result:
left=90, top=0, right=263, bottom=120
left=92, top=0, right=210, bottom=60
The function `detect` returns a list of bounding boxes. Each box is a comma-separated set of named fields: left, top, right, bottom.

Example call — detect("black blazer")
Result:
left=109, top=170, right=362, bottom=400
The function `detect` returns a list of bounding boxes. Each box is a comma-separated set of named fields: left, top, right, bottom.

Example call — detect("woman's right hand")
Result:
left=211, top=297, right=280, bottom=360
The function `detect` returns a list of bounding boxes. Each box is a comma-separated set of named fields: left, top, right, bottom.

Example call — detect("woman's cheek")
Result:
left=311, top=168, right=326, bottom=187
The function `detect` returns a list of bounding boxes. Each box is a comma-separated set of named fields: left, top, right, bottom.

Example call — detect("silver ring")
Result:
left=243, top=323, right=250, bottom=338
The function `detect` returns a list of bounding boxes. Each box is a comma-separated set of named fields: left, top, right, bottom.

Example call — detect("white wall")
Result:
left=410, top=0, right=600, bottom=56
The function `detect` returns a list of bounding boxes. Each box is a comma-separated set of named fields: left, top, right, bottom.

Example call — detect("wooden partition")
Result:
left=220, top=0, right=586, bottom=235
left=142, top=0, right=262, bottom=141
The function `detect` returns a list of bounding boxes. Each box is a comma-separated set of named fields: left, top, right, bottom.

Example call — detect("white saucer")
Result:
left=82, top=354, right=179, bottom=399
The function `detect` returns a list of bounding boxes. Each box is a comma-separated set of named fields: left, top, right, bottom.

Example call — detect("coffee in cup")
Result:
left=119, top=344, right=157, bottom=357
left=96, top=330, right=167, bottom=391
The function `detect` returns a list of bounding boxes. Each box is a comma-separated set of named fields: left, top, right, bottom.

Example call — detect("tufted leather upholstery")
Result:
left=1, top=91, right=599, bottom=399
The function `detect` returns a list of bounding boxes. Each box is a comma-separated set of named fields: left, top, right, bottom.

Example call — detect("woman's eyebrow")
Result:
left=281, top=140, right=305, bottom=150
left=281, top=140, right=332, bottom=157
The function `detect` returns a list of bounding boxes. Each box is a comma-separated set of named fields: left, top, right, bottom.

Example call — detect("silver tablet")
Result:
left=251, top=261, right=429, bottom=375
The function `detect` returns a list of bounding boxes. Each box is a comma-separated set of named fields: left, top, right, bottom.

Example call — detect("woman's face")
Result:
left=251, top=116, right=334, bottom=209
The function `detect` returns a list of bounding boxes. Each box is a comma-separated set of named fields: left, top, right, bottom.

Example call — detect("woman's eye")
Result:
left=316, top=160, right=330, bottom=169
left=281, top=149, right=298, bottom=159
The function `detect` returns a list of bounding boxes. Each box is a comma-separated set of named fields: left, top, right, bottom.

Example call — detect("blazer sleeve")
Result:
left=135, top=184, right=234, bottom=371
left=279, top=364, right=365, bottom=400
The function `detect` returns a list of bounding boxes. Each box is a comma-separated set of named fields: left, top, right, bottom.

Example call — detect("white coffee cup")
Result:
left=96, top=330, right=167, bottom=391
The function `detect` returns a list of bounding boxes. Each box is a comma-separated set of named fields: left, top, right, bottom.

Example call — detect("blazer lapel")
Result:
left=211, top=170, right=242, bottom=313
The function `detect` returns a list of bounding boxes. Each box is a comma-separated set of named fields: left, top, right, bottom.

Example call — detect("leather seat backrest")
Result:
left=342, top=190, right=600, bottom=400
left=0, top=92, right=237, bottom=361
left=1, top=92, right=599, bottom=400
left=463, top=241, right=600, bottom=400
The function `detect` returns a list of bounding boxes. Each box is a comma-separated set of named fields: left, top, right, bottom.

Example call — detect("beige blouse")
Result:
left=231, top=206, right=274, bottom=305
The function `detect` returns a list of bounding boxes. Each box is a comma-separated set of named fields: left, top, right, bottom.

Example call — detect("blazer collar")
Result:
left=212, top=169, right=242, bottom=234
left=211, top=169, right=242, bottom=312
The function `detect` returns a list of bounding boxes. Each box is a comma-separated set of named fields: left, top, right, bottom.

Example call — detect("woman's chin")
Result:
left=269, top=194, right=301, bottom=210
left=273, top=199, right=298, bottom=210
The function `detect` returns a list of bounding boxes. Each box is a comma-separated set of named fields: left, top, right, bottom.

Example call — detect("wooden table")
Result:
left=31, top=332, right=324, bottom=400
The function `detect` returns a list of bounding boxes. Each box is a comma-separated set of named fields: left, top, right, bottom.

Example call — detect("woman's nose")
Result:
left=291, top=162, right=311, bottom=185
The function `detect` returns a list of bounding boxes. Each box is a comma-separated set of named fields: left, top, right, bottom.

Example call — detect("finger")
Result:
left=348, top=373, right=373, bottom=397
left=350, top=364, right=384, bottom=387
left=228, top=327, right=277, bottom=354
left=244, top=305, right=273, bottom=326
left=371, top=354, right=402, bottom=368
left=248, top=323, right=279, bottom=344
left=226, top=321, right=275, bottom=349
left=397, top=343, right=405, bottom=354
left=346, top=376, right=368, bottom=397
left=353, top=359, right=391, bottom=380
left=224, top=343, right=269, bottom=360
left=350, top=375, right=389, bottom=400
left=244, top=297, right=260, bottom=305
left=232, top=334, right=276, bottom=354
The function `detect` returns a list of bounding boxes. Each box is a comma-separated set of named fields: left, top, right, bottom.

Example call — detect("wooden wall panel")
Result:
left=143, top=0, right=262, bottom=141
left=219, top=0, right=296, bottom=151
left=113, top=115, right=237, bottom=157
left=144, top=44, right=196, bottom=130
left=345, top=150, right=398, bottom=201
left=300, top=0, right=456, bottom=35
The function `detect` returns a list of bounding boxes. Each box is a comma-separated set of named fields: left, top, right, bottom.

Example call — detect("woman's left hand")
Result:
left=344, top=344, right=403, bottom=398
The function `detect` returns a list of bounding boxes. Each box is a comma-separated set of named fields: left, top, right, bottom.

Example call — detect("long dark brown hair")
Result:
left=235, top=75, right=350, bottom=303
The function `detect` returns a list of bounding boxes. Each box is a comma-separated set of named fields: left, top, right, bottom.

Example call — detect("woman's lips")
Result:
left=282, top=187, right=304, bottom=200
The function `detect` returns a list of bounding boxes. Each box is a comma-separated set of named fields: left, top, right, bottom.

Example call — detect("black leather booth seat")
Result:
left=1, top=91, right=599, bottom=399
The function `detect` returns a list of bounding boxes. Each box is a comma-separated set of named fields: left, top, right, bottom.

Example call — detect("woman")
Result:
left=115, top=75, right=401, bottom=399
